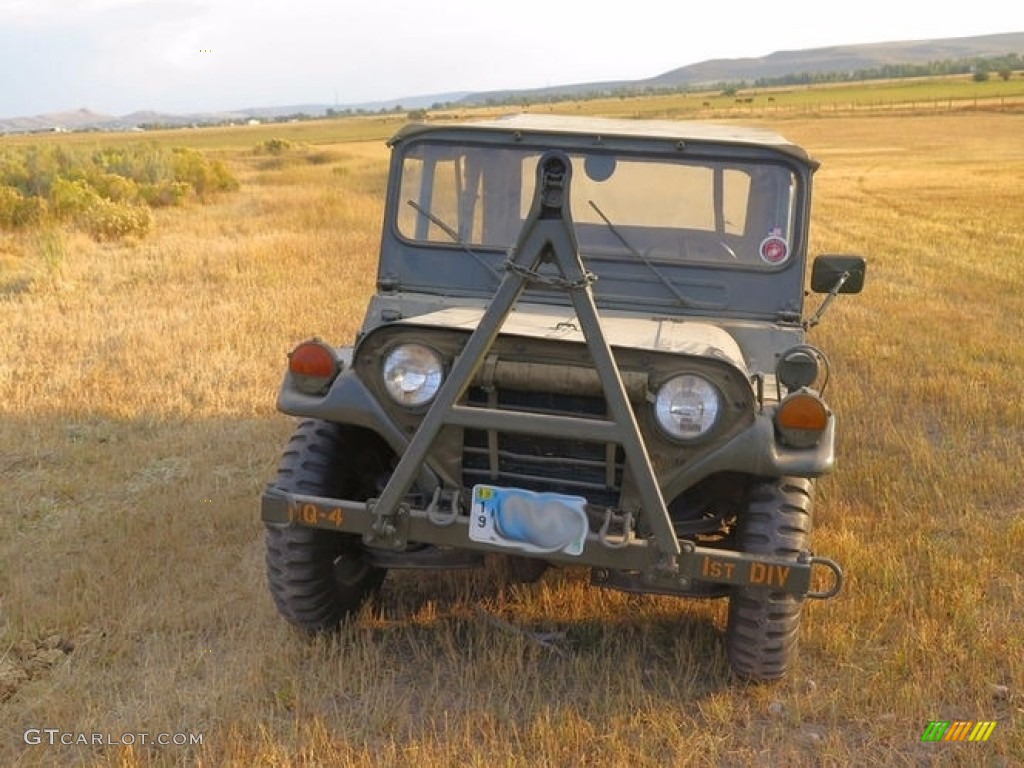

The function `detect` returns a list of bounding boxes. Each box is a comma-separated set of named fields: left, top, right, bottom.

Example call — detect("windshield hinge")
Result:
left=377, top=275, right=400, bottom=293
left=776, top=310, right=801, bottom=325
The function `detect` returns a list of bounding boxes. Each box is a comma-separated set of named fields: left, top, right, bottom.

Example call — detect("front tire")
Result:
left=724, top=477, right=813, bottom=682
left=265, top=420, right=387, bottom=631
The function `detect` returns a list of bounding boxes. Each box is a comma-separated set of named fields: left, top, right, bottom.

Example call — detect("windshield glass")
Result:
left=396, top=142, right=799, bottom=270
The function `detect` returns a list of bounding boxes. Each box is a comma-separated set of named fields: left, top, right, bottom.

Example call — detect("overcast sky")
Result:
left=1, top=0, right=1021, bottom=118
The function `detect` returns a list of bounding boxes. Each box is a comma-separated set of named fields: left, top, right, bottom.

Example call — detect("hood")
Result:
left=397, top=304, right=748, bottom=373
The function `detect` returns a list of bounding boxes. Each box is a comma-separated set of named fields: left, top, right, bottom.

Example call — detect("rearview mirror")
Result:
left=811, top=255, right=866, bottom=294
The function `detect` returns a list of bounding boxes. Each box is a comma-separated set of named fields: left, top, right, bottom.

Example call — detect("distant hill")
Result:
left=0, top=108, right=118, bottom=134
left=460, top=31, right=1024, bottom=105
left=645, top=31, right=1024, bottom=87
left=1, top=32, right=1021, bottom=134
left=0, top=94, right=471, bottom=134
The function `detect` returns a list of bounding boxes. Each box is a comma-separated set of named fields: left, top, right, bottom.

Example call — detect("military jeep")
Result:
left=260, top=114, right=865, bottom=681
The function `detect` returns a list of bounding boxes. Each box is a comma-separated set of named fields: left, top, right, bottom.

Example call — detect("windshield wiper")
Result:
left=406, top=200, right=501, bottom=283
left=587, top=200, right=714, bottom=310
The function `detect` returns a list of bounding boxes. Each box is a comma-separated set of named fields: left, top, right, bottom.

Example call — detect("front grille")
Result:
left=461, top=387, right=625, bottom=508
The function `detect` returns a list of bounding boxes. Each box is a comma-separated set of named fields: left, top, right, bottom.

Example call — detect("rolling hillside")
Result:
left=1, top=31, right=1021, bottom=133
left=461, top=31, right=1024, bottom=104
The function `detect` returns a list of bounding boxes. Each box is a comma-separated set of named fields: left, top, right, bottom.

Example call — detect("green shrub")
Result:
left=50, top=177, right=150, bottom=239
left=92, top=148, right=130, bottom=176
left=90, top=172, right=140, bottom=203
left=0, top=142, right=236, bottom=238
left=50, top=177, right=102, bottom=219
left=171, top=148, right=238, bottom=198
left=208, top=159, right=240, bottom=192
left=138, top=180, right=191, bottom=207
left=0, top=185, right=47, bottom=228
left=80, top=199, right=152, bottom=240
left=21, top=146, right=60, bottom=197
left=255, top=138, right=292, bottom=155
left=0, top=186, right=19, bottom=226
left=0, top=154, right=31, bottom=194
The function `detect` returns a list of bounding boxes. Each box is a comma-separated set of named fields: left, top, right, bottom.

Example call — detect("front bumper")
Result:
left=261, top=486, right=843, bottom=599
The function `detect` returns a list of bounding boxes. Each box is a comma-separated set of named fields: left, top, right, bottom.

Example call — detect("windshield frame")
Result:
left=379, top=127, right=816, bottom=321
left=392, top=137, right=805, bottom=275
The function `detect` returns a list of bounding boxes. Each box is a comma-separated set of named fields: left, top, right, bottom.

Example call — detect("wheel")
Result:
left=265, top=420, right=387, bottom=631
left=724, top=477, right=813, bottom=682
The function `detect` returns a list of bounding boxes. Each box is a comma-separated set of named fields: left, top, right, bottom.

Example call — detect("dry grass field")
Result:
left=1, top=98, right=1022, bottom=766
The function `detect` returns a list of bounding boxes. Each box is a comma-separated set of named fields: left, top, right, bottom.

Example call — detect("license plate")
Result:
left=469, top=485, right=588, bottom=556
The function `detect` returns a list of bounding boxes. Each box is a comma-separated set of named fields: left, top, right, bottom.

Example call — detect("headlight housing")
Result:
left=382, top=343, right=444, bottom=407
left=654, top=374, right=721, bottom=440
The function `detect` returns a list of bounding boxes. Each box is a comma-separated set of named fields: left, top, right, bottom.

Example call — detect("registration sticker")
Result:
left=470, top=485, right=588, bottom=555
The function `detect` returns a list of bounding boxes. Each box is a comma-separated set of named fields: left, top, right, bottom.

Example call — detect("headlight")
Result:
left=654, top=374, right=721, bottom=440
left=382, top=344, right=444, bottom=407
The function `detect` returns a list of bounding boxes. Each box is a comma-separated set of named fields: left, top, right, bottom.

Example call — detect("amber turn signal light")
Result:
left=776, top=392, right=828, bottom=431
left=775, top=392, right=829, bottom=448
left=288, top=339, right=340, bottom=394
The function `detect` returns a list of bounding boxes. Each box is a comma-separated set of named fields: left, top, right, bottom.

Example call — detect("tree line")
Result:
left=750, top=53, right=1022, bottom=87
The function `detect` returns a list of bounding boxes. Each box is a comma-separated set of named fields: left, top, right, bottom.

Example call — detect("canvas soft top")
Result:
left=389, top=113, right=817, bottom=167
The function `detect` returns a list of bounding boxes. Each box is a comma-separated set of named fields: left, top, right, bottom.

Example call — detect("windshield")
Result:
left=396, top=142, right=799, bottom=270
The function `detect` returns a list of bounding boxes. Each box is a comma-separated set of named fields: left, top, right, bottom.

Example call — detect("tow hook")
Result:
left=803, top=554, right=843, bottom=599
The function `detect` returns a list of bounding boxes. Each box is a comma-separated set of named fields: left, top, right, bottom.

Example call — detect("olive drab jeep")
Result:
left=260, top=114, right=866, bottom=681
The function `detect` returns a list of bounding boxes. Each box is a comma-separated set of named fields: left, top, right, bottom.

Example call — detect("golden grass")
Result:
left=1, top=100, right=1022, bottom=766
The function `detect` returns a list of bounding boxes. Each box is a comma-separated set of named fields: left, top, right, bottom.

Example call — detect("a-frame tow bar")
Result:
left=366, top=151, right=681, bottom=574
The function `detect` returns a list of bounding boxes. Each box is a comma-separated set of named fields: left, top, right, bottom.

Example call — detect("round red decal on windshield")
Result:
left=759, top=235, right=789, bottom=265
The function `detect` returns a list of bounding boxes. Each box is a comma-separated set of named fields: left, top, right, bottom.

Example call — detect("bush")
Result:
left=138, top=180, right=191, bottom=207
left=172, top=148, right=238, bottom=199
left=80, top=199, right=152, bottom=241
left=49, top=177, right=150, bottom=239
left=50, top=177, right=103, bottom=219
left=0, top=142, right=237, bottom=239
left=255, top=138, right=293, bottom=155
left=0, top=154, right=31, bottom=195
left=208, top=159, right=239, bottom=193
left=90, top=172, right=140, bottom=203
left=0, top=186, right=20, bottom=226
left=21, top=146, right=60, bottom=197
left=0, top=185, right=47, bottom=228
